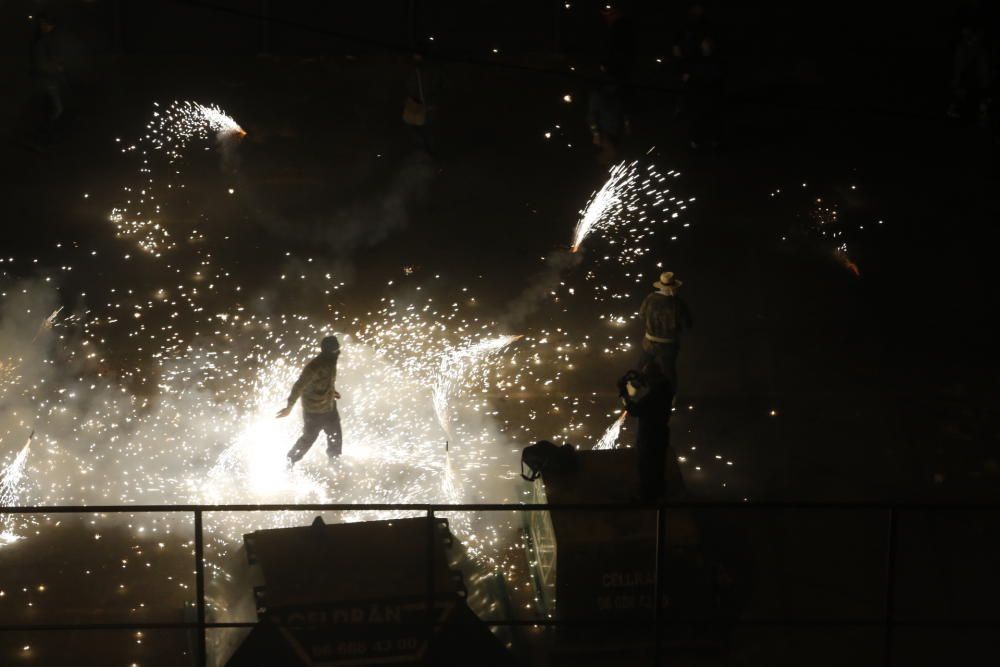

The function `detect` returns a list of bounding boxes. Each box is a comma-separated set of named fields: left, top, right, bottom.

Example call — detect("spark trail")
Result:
left=432, top=335, right=522, bottom=439
left=570, top=159, right=686, bottom=257
left=109, top=101, right=245, bottom=255
left=593, top=411, right=626, bottom=450
left=0, top=432, right=32, bottom=544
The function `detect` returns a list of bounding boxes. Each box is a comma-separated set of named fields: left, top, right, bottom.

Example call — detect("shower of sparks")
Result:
left=0, top=358, right=22, bottom=400
left=811, top=198, right=861, bottom=277
left=432, top=335, right=522, bottom=439
left=0, top=104, right=743, bottom=633
left=592, top=411, right=627, bottom=450
left=570, top=159, right=687, bottom=257
left=0, top=280, right=536, bottom=567
left=564, top=159, right=694, bottom=307
left=0, top=433, right=32, bottom=543
left=109, top=101, right=245, bottom=255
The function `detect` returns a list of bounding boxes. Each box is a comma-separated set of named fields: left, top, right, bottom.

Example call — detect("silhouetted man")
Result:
left=638, top=271, right=692, bottom=391
left=277, top=336, right=342, bottom=467
left=31, top=13, right=64, bottom=128
left=620, top=363, right=676, bottom=502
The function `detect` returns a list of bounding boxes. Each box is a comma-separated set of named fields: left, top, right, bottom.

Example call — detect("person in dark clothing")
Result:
left=947, top=18, right=992, bottom=124
left=277, top=336, right=343, bottom=467
left=619, top=364, right=676, bottom=502
left=600, top=4, right=637, bottom=87
left=673, top=4, right=711, bottom=88
left=587, top=69, right=629, bottom=162
left=403, top=52, right=439, bottom=155
left=31, top=13, right=64, bottom=125
left=638, top=271, right=693, bottom=392
left=673, top=3, right=723, bottom=146
left=686, top=36, right=724, bottom=148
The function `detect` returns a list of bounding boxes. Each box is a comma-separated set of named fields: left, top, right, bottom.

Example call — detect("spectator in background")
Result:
left=31, top=13, right=65, bottom=126
left=947, top=13, right=992, bottom=125
left=685, top=36, right=725, bottom=148
left=673, top=3, right=711, bottom=88
left=403, top=50, right=440, bottom=155
left=588, top=65, right=629, bottom=162
left=600, top=3, right=637, bottom=87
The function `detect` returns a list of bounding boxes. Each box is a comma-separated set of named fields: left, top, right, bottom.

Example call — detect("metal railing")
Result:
left=3, top=501, right=1000, bottom=666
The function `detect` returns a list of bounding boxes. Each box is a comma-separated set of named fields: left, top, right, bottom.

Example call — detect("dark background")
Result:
left=1, top=2, right=999, bottom=664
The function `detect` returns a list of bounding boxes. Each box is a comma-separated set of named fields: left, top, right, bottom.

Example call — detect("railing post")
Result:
left=426, top=506, right=436, bottom=649
left=883, top=507, right=898, bottom=667
left=194, top=509, right=207, bottom=667
left=653, top=505, right=666, bottom=666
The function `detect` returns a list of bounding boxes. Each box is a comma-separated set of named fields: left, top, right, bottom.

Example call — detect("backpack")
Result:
left=520, top=440, right=578, bottom=481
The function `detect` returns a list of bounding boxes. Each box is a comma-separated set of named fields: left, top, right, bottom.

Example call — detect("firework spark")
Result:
left=432, top=335, right=522, bottom=439
left=592, top=411, right=626, bottom=450
left=0, top=432, right=32, bottom=544
left=110, top=101, right=244, bottom=255
left=570, top=159, right=684, bottom=255
left=775, top=184, right=879, bottom=278
left=32, top=306, right=62, bottom=342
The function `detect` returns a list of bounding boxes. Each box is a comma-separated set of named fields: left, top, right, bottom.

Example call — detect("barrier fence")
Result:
left=3, top=501, right=999, bottom=666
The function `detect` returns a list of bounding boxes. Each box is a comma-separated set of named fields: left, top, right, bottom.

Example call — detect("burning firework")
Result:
left=570, top=159, right=686, bottom=255
left=0, top=432, right=32, bottom=544
left=593, top=411, right=627, bottom=450
left=109, top=101, right=245, bottom=255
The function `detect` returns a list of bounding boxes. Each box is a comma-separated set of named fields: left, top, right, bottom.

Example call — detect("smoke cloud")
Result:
left=500, top=248, right=582, bottom=329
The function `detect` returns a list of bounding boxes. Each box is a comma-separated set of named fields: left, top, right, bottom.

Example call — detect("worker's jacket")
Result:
left=638, top=292, right=693, bottom=344
left=287, top=352, right=339, bottom=414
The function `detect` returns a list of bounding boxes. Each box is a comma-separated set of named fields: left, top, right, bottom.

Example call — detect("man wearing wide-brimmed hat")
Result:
left=638, top=271, right=693, bottom=391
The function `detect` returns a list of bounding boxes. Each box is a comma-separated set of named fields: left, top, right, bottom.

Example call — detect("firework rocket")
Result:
left=33, top=306, right=62, bottom=342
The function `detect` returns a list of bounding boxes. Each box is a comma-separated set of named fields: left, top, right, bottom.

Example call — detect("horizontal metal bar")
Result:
left=0, top=622, right=254, bottom=631
left=4, top=501, right=1000, bottom=515
left=2, top=618, right=1000, bottom=632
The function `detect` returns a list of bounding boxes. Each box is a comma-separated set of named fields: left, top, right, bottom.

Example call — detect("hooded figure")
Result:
left=277, top=336, right=343, bottom=466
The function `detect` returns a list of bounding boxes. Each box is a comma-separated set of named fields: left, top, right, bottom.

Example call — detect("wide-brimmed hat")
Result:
left=653, top=271, right=682, bottom=290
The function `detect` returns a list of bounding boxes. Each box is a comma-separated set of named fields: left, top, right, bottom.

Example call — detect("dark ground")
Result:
left=1, top=1, right=999, bottom=665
